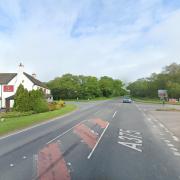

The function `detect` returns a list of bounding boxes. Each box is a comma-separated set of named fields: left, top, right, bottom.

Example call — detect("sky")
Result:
left=0, top=0, right=180, bottom=82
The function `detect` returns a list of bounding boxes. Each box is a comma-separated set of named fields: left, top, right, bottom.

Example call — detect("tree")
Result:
left=99, top=76, right=114, bottom=97
left=47, top=74, right=125, bottom=99
left=14, top=84, right=31, bottom=112
left=14, top=85, right=48, bottom=113
left=29, top=89, right=48, bottom=113
left=128, top=63, right=180, bottom=99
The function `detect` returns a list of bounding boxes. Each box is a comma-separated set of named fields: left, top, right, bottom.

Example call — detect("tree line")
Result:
left=128, top=63, right=180, bottom=99
left=46, top=74, right=126, bottom=100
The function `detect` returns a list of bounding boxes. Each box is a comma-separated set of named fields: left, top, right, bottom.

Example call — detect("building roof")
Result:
left=0, top=73, right=17, bottom=84
left=23, top=72, right=48, bottom=89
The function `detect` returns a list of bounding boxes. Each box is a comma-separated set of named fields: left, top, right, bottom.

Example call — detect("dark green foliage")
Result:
left=14, top=85, right=48, bottom=113
left=128, top=63, right=180, bottom=99
left=29, top=89, right=48, bottom=113
left=14, top=84, right=31, bottom=112
left=46, top=74, right=126, bottom=100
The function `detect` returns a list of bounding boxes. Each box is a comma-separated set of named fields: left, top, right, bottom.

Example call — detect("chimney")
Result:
left=32, top=73, right=37, bottom=79
left=18, top=62, right=24, bottom=74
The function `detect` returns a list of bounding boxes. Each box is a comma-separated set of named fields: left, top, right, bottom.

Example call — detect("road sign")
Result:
left=158, top=90, right=168, bottom=98
left=3, top=85, right=14, bottom=92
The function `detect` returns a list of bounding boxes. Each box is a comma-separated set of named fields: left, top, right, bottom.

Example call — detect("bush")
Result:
left=57, top=100, right=65, bottom=108
left=33, top=99, right=49, bottom=113
left=48, top=101, right=65, bottom=111
left=14, top=86, right=49, bottom=113
left=48, top=102, right=57, bottom=111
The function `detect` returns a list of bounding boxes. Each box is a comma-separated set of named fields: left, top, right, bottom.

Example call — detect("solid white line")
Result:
left=112, top=111, right=117, bottom=118
left=46, top=119, right=88, bottom=145
left=0, top=109, right=77, bottom=141
left=87, top=123, right=110, bottom=159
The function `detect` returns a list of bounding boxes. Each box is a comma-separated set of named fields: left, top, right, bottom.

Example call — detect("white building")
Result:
left=0, top=63, right=53, bottom=109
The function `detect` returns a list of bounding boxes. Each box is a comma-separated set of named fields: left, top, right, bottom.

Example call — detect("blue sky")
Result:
left=0, top=0, right=180, bottom=82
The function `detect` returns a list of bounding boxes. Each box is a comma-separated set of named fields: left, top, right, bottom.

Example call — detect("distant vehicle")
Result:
left=123, top=97, right=132, bottom=103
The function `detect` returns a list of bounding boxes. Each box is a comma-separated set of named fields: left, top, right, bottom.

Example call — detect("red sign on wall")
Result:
left=3, top=85, right=14, bottom=92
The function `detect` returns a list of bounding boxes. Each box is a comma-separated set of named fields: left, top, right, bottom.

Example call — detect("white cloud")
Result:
left=0, top=0, right=180, bottom=82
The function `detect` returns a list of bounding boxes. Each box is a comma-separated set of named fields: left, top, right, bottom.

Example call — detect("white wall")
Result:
left=1, top=73, right=34, bottom=108
left=1, top=65, right=51, bottom=109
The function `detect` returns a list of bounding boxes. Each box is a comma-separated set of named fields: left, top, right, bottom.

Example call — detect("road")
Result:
left=0, top=99, right=180, bottom=180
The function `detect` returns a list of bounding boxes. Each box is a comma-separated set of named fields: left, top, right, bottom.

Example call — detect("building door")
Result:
left=5, top=99, right=10, bottom=111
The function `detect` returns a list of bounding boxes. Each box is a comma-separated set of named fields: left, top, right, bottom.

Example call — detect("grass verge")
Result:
left=156, top=108, right=180, bottom=112
left=0, top=104, right=77, bottom=137
left=64, top=97, right=114, bottom=102
left=134, top=97, right=180, bottom=105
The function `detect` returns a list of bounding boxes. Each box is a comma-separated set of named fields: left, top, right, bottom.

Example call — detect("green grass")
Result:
left=133, top=97, right=180, bottom=105
left=156, top=108, right=180, bottom=112
left=0, top=104, right=77, bottom=136
left=133, top=97, right=162, bottom=104
left=64, top=97, right=114, bottom=102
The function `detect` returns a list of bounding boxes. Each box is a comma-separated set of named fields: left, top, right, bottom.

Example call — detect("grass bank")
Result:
left=133, top=97, right=180, bottom=105
left=0, top=104, right=77, bottom=136
left=133, top=98, right=162, bottom=104
left=64, top=97, right=115, bottom=102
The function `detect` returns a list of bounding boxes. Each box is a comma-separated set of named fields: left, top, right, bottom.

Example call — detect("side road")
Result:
left=137, top=103, right=180, bottom=142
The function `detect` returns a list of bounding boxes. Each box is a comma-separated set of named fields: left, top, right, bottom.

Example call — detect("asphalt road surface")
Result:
left=0, top=99, right=180, bottom=180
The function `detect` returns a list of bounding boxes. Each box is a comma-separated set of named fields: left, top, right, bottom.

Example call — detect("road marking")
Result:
left=36, top=143, right=71, bottom=180
left=159, top=123, right=165, bottom=128
left=22, top=156, right=27, bottom=159
left=46, top=119, right=88, bottom=145
left=74, top=124, right=98, bottom=149
left=171, top=147, right=178, bottom=151
left=167, top=143, right=174, bottom=147
left=173, top=136, right=179, bottom=142
left=87, top=123, right=109, bottom=159
left=164, top=140, right=170, bottom=143
left=112, top=111, right=117, bottom=118
left=118, top=129, right=142, bottom=152
left=173, top=152, right=180, bottom=156
left=10, top=164, right=14, bottom=167
left=118, top=141, right=142, bottom=152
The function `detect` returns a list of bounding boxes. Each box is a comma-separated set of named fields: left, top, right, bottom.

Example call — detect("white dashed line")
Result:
left=159, top=123, right=165, bottom=128
left=164, top=140, right=170, bottom=143
left=172, top=136, right=179, bottom=142
left=171, top=147, right=178, bottom=151
left=167, top=143, right=174, bottom=147
left=173, top=152, right=180, bottom=156
left=22, top=156, right=27, bottom=159
left=10, top=164, right=14, bottom=167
